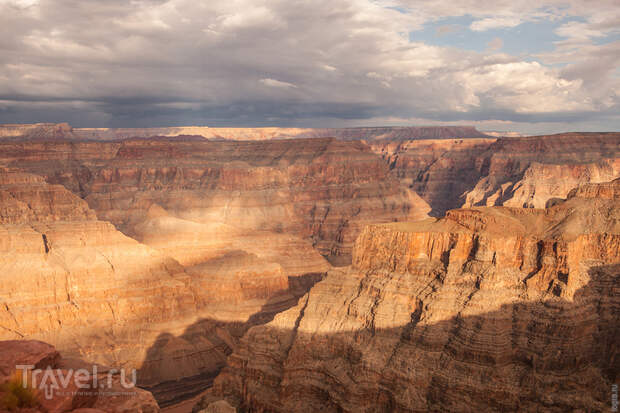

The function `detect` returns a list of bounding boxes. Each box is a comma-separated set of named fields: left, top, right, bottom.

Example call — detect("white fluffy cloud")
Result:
left=260, top=78, right=297, bottom=89
left=0, top=0, right=618, bottom=133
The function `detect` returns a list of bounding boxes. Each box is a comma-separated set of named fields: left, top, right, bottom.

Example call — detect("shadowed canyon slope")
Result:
left=0, top=136, right=422, bottom=405
left=209, top=179, right=620, bottom=412
left=372, top=132, right=620, bottom=215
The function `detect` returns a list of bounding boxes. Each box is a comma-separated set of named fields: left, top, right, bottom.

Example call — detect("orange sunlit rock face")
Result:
left=211, top=179, right=619, bottom=412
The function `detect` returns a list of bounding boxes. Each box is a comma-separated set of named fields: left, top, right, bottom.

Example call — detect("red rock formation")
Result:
left=7, top=123, right=615, bottom=215
left=0, top=340, right=160, bottom=413
left=0, top=137, right=424, bottom=263
left=1, top=124, right=618, bottom=411
left=463, top=132, right=620, bottom=209
left=370, top=138, right=496, bottom=215
left=210, top=179, right=620, bottom=412
left=0, top=167, right=326, bottom=406
left=0, top=135, right=426, bottom=405
left=373, top=132, right=620, bottom=214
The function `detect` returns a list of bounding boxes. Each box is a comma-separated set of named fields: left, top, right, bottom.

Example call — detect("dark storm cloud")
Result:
left=0, top=0, right=618, bottom=133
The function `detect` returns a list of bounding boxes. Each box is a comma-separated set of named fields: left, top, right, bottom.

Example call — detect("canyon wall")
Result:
left=0, top=136, right=424, bottom=405
left=0, top=137, right=424, bottom=263
left=370, top=138, right=496, bottom=215
left=372, top=132, right=620, bottom=214
left=210, top=179, right=620, bottom=412
left=0, top=165, right=333, bottom=406
left=5, top=124, right=617, bottom=218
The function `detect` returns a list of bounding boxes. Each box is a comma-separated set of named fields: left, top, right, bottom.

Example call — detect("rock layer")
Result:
left=0, top=167, right=326, bottom=406
left=0, top=135, right=425, bottom=405
left=373, top=132, right=620, bottom=214
left=0, top=136, right=424, bottom=263
left=1, top=125, right=618, bottom=412
left=211, top=179, right=620, bottom=412
left=463, top=133, right=620, bottom=209
left=370, top=138, right=496, bottom=215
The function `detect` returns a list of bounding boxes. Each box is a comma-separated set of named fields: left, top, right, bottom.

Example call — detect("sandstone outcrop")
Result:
left=370, top=138, right=496, bottom=215
left=0, top=340, right=159, bottom=413
left=373, top=132, right=620, bottom=214
left=463, top=132, right=620, bottom=209
left=6, top=123, right=616, bottom=218
left=0, top=135, right=424, bottom=405
left=0, top=136, right=424, bottom=263
left=1, top=124, right=618, bottom=412
left=210, top=179, right=620, bottom=412
left=0, top=134, right=421, bottom=406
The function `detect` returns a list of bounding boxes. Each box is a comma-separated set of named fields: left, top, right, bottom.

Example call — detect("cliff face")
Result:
left=210, top=179, right=620, bottom=412
left=463, top=133, right=620, bottom=209
left=370, top=138, right=496, bottom=215
left=1, top=124, right=618, bottom=411
left=0, top=167, right=327, bottom=406
left=0, top=137, right=424, bottom=264
left=0, top=137, right=424, bottom=405
left=6, top=123, right=616, bottom=217
left=373, top=132, right=620, bottom=214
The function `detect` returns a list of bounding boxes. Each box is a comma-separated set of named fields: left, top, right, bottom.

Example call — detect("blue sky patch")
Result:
left=409, top=15, right=581, bottom=55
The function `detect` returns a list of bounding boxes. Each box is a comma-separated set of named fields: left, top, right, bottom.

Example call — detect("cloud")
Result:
left=0, top=0, right=38, bottom=8
left=0, top=0, right=617, bottom=133
left=260, top=78, right=297, bottom=89
left=555, top=21, right=607, bottom=40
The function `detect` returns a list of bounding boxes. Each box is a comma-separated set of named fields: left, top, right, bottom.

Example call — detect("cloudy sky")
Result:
left=0, top=0, right=618, bottom=134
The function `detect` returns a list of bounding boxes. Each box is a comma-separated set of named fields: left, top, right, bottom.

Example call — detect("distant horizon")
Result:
left=3, top=121, right=620, bottom=138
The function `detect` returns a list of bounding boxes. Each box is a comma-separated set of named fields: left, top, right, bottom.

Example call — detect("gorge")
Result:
left=0, top=124, right=618, bottom=412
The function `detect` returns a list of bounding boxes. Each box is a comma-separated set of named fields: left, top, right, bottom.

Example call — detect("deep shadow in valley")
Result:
left=137, top=273, right=324, bottom=407
left=143, top=263, right=619, bottom=412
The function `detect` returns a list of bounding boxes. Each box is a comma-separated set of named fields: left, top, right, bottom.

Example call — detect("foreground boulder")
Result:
left=0, top=340, right=159, bottom=413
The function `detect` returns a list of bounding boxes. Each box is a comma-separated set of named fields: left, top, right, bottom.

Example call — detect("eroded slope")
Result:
left=210, top=179, right=620, bottom=412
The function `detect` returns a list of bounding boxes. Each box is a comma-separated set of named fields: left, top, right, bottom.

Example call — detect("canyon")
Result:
left=210, top=178, right=620, bottom=412
left=371, top=132, right=620, bottom=215
left=0, top=123, right=618, bottom=412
